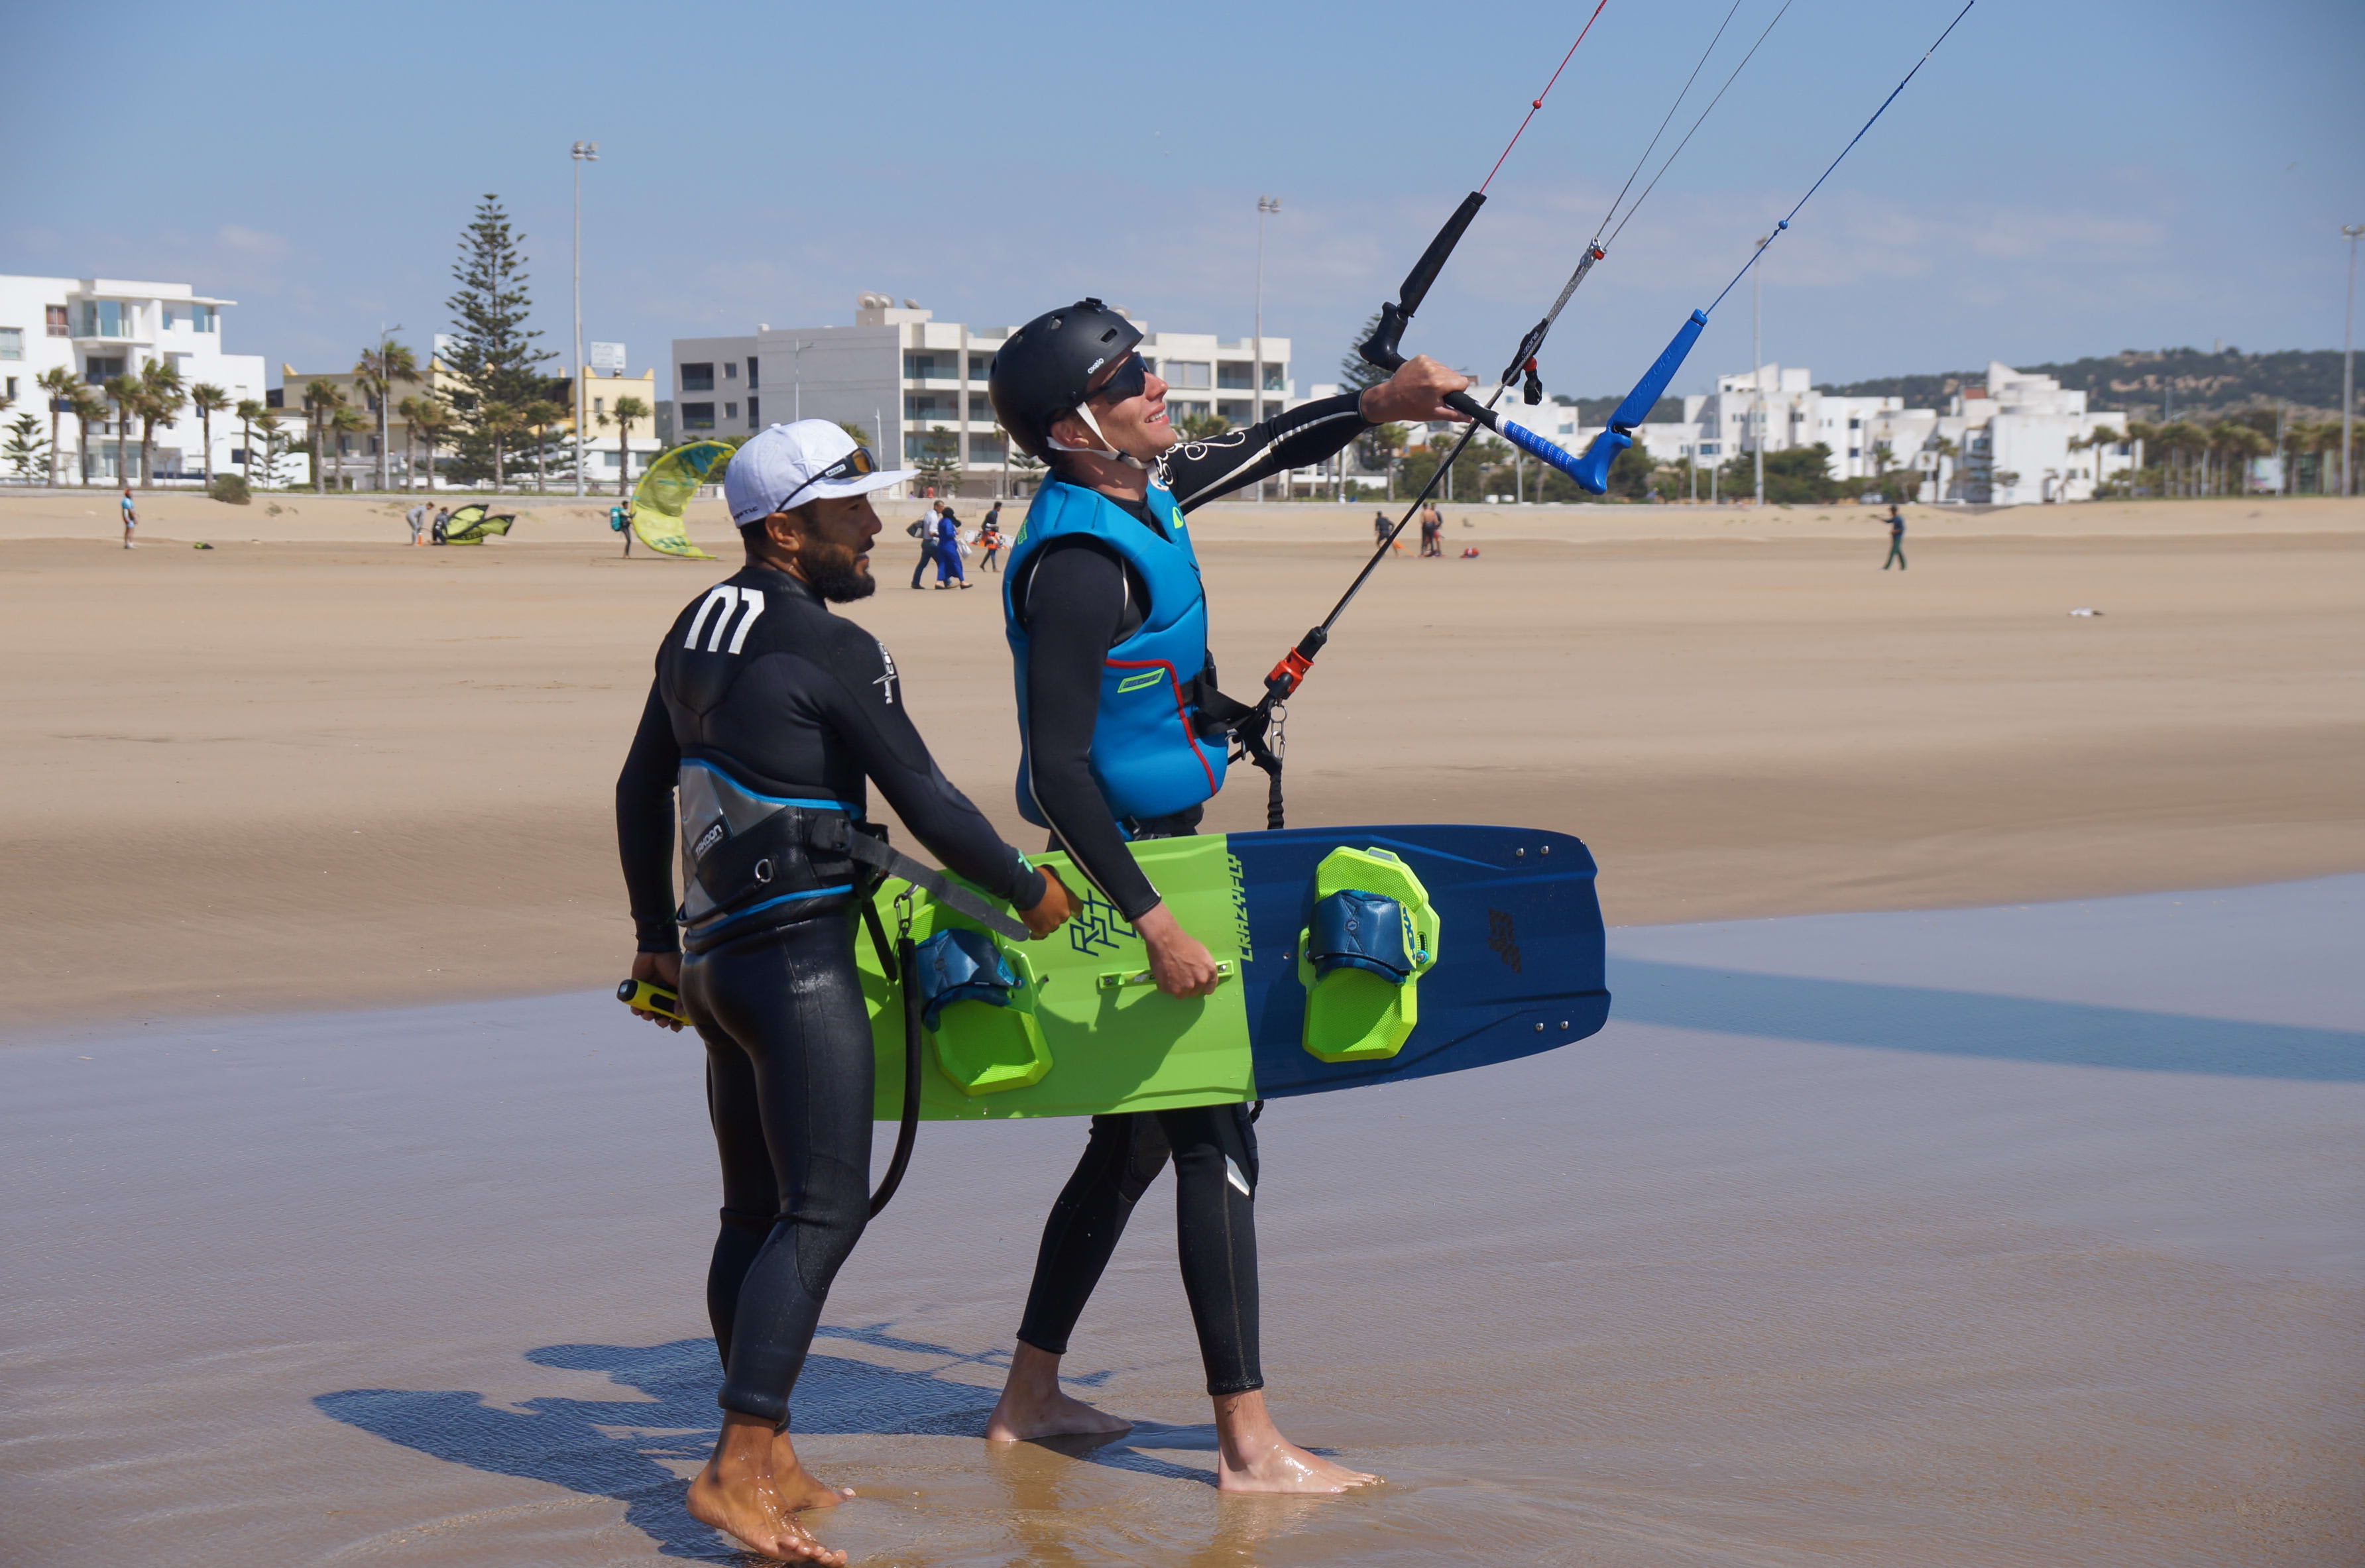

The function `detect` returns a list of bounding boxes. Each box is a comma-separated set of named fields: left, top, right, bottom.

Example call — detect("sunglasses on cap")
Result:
left=1082, top=352, right=1150, bottom=408
left=773, top=445, right=878, bottom=513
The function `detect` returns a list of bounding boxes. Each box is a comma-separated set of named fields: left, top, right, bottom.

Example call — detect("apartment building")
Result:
left=673, top=296, right=1293, bottom=494
left=0, top=274, right=266, bottom=482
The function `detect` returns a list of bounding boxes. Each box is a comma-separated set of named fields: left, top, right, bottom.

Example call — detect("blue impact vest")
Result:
left=1004, top=476, right=1227, bottom=827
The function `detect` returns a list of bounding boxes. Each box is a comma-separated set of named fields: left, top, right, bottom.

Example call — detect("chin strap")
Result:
left=1047, top=403, right=1151, bottom=471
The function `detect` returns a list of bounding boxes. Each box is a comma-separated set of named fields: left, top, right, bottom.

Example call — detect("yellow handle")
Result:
left=1098, top=960, right=1235, bottom=992
left=616, top=977, right=687, bottom=1025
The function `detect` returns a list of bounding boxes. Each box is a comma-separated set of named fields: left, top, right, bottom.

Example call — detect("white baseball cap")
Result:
left=726, top=420, right=913, bottom=528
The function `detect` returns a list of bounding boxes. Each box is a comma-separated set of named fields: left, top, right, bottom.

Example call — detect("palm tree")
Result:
left=521, top=398, right=567, bottom=492
left=479, top=402, right=524, bottom=492
left=235, top=398, right=264, bottom=484
left=608, top=394, right=652, bottom=495
left=353, top=339, right=421, bottom=492
left=395, top=395, right=435, bottom=490
left=188, top=383, right=231, bottom=485
left=68, top=386, right=107, bottom=485
left=302, top=380, right=343, bottom=493
left=408, top=398, right=455, bottom=493
left=104, top=373, right=141, bottom=488
left=34, top=366, right=79, bottom=488
left=328, top=403, right=371, bottom=490
left=135, top=358, right=186, bottom=488
left=1926, top=435, right=1959, bottom=501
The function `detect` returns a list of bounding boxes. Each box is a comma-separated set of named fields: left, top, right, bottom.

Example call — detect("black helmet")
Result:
left=988, top=298, right=1143, bottom=461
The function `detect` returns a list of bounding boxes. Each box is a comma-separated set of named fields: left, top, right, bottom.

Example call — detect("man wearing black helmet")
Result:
left=982, top=300, right=1469, bottom=1492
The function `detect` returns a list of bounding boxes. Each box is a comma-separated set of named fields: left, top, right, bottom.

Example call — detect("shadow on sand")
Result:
left=315, top=1324, right=1221, bottom=1560
left=1608, top=958, right=2365, bottom=1082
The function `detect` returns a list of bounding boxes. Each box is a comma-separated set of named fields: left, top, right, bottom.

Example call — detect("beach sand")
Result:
left=4, top=490, right=2361, bottom=1565
left=6, top=879, right=2359, bottom=1565
left=2, top=490, right=2358, bottom=1028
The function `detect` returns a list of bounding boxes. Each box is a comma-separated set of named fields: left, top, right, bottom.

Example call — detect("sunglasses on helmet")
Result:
left=1082, top=352, right=1150, bottom=408
left=773, top=445, right=879, bottom=513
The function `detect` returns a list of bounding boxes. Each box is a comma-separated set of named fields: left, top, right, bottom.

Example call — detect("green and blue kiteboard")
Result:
left=858, top=824, right=1607, bottom=1120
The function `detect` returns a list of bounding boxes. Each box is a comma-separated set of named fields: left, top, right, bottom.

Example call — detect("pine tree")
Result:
left=443, top=195, right=553, bottom=486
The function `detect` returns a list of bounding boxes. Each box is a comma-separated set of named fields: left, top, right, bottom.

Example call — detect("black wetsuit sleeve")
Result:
left=802, top=632, right=1047, bottom=911
left=1159, top=391, right=1369, bottom=513
left=616, top=682, right=683, bottom=954
left=1020, top=543, right=1163, bottom=919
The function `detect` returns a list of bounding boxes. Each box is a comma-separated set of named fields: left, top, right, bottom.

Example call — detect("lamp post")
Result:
left=791, top=340, right=813, bottom=422
left=1753, top=233, right=1769, bottom=508
left=570, top=140, right=598, bottom=496
left=1254, top=196, right=1280, bottom=501
left=2342, top=224, right=2362, bottom=497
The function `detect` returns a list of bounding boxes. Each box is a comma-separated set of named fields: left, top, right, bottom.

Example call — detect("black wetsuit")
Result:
left=1006, top=392, right=1369, bottom=1396
left=616, top=563, right=1043, bottom=1426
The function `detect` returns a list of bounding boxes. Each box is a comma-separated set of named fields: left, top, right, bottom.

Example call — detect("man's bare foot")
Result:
left=1212, top=1390, right=1378, bottom=1495
left=986, top=1341, right=1133, bottom=1441
left=769, top=1429, right=855, bottom=1512
left=684, top=1413, right=847, bottom=1565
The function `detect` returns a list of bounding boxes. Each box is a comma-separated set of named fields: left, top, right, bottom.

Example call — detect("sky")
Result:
left=7, top=0, right=2361, bottom=402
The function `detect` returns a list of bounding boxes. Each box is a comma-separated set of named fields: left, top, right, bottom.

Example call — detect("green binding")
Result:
left=1296, top=847, right=1440, bottom=1063
left=927, top=940, right=1055, bottom=1097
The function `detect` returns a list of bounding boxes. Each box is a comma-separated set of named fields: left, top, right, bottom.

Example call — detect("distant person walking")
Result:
left=406, top=500, right=430, bottom=547
left=1882, top=504, right=1907, bottom=571
left=611, top=500, right=635, bottom=557
left=1418, top=500, right=1443, bottom=557
left=976, top=503, right=1005, bottom=572
left=910, top=499, right=943, bottom=589
left=1373, top=509, right=1403, bottom=554
left=935, top=504, right=970, bottom=588
left=120, top=488, right=138, bottom=549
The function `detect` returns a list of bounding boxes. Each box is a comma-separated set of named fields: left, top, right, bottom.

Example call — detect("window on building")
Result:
left=1217, top=362, right=1252, bottom=390
left=84, top=355, right=125, bottom=384
left=904, top=352, right=953, bottom=380
left=746, top=357, right=758, bottom=389
left=747, top=397, right=759, bottom=426
left=1847, top=417, right=1861, bottom=429
left=0, top=328, right=21, bottom=361
left=968, top=431, right=1006, bottom=463
left=593, top=396, right=605, bottom=415
left=192, top=305, right=215, bottom=332
left=969, top=353, right=995, bottom=380
left=724, top=402, right=738, bottom=420
left=1165, top=361, right=1211, bottom=389
left=265, top=388, right=284, bottom=408
left=4, top=376, right=17, bottom=402
left=679, top=362, right=715, bottom=391
left=78, top=301, right=133, bottom=337
left=1700, top=442, right=1719, bottom=456
left=1218, top=401, right=1251, bottom=423
left=1264, top=364, right=1285, bottom=392
left=1849, top=447, right=1861, bottom=459
left=904, top=393, right=957, bottom=420
left=682, top=402, right=716, bottom=429
left=46, top=306, right=70, bottom=337
left=724, top=363, right=738, bottom=380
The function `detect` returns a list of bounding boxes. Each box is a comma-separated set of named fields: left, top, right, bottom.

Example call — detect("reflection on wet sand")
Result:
left=7, top=880, right=2360, bottom=1564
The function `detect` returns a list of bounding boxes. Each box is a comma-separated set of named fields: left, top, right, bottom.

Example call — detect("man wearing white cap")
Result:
left=615, top=420, right=1074, bottom=1562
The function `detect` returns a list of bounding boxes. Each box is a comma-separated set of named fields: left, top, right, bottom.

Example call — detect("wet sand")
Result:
left=5, top=878, right=2360, bottom=1565
left=2, top=491, right=2360, bottom=1029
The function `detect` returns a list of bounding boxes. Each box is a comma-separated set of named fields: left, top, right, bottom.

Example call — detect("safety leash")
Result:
left=868, top=885, right=924, bottom=1218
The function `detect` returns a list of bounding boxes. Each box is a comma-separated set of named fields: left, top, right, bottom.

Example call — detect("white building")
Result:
left=0, top=274, right=266, bottom=483
left=1483, top=360, right=2140, bottom=504
left=672, top=297, right=1292, bottom=494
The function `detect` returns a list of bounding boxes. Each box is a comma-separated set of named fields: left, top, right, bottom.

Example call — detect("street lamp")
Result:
left=2342, top=224, right=2362, bottom=498
left=1752, top=232, right=1770, bottom=508
left=1254, top=196, right=1279, bottom=501
left=571, top=139, right=599, bottom=496
left=791, top=339, right=813, bottom=422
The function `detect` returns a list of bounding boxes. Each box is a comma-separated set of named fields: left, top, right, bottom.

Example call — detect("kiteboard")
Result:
left=851, top=824, right=1606, bottom=1120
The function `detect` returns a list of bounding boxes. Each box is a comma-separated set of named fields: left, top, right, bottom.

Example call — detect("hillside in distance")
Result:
left=1814, top=347, right=2356, bottom=420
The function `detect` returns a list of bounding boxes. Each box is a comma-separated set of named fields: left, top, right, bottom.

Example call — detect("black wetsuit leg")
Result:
left=681, top=914, right=874, bottom=1425
left=1015, top=1104, right=1263, bottom=1395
